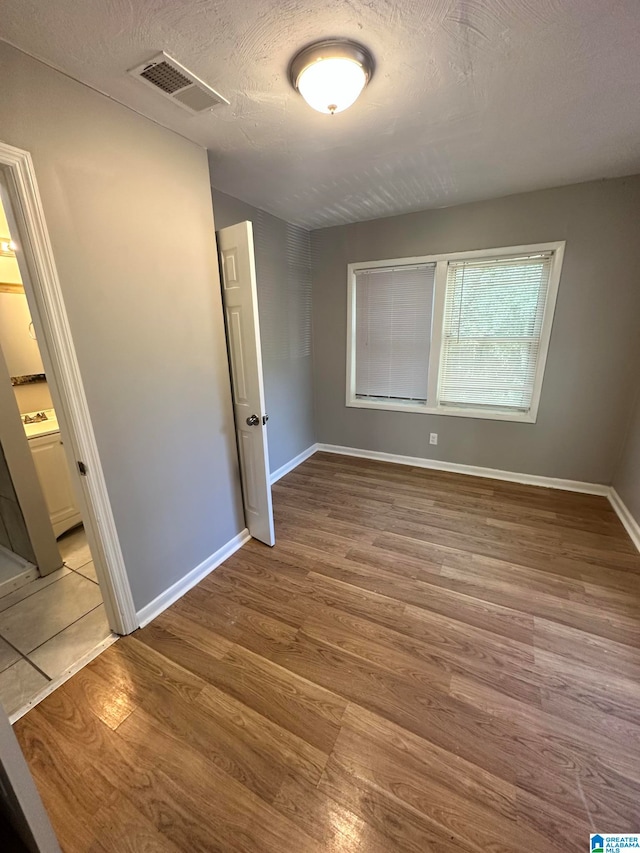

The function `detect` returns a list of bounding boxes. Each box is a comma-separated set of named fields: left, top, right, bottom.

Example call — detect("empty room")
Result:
left=0, top=1, right=639, bottom=851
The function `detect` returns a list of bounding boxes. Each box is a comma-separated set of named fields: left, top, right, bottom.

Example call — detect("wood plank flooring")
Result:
left=13, top=452, right=640, bottom=852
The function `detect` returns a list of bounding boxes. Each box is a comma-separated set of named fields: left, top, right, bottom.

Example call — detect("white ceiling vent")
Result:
left=128, top=52, right=229, bottom=114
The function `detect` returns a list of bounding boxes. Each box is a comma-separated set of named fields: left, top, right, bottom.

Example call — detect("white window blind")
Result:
left=355, top=264, right=435, bottom=402
left=439, top=254, right=552, bottom=412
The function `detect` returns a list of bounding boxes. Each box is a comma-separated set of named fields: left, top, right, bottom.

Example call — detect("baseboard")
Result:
left=316, top=443, right=610, bottom=496
left=270, top=443, right=319, bottom=484
left=136, top=528, right=251, bottom=628
left=608, top=488, right=640, bottom=553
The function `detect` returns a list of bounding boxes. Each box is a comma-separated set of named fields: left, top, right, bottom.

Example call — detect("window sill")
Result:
left=346, top=397, right=537, bottom=423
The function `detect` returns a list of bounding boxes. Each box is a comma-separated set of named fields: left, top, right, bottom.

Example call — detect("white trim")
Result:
left=525, top=243, right=563, bottom=422
left=427, top=260, right=448, bottom=404
left=345, top=398, right=538, bottom=422
left=270, top=444, right=319, bottom=484
left=316, top=443, right=609, bottom=496
left=346, top=241, right=565, bottom=424
left=136, top=528, right=251, bottom=628
left=0, top=141, right=137, bottom=634
left=608, top=488, right=640, bottom=554
left=9, top=632, right=119, bottom=724
left=347, top=243, right=566, bottom=271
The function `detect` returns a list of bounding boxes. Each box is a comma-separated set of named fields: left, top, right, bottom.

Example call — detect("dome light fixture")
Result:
left=289, top=39, right=374, bottom=115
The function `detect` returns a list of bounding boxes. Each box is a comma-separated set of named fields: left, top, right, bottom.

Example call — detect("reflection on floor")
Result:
left=0, top=526, right=113, bottom=718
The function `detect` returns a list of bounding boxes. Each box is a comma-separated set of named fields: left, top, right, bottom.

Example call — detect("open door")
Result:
left=217, top=221, right=275, bottom=546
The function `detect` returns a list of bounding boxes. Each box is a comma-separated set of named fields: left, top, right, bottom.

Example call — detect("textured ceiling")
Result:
left=2, top=0, right=640, bottom=228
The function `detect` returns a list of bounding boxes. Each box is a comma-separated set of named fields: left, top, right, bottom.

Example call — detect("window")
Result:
left=354, top=264, right=435, bottom=403
left=346, top=242, right=564, bottom=422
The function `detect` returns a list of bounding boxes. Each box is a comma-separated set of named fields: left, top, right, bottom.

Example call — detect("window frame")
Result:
left=346, top=241, right=565, bottom=423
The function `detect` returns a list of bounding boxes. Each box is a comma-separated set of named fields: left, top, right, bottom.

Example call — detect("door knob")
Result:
left=246, top=414, right=260, bottom=426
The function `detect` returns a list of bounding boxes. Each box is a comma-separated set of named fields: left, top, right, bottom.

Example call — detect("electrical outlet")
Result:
left=430, top=433, right=438, bottom=445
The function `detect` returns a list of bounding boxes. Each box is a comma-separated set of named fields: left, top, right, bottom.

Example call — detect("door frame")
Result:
left=0, top=140, right=137, bottom=635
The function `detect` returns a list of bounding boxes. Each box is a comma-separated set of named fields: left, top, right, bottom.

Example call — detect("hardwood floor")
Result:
left=14, top=452, right=640, bottom=852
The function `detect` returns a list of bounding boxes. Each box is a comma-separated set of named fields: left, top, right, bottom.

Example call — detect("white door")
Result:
left=217, top=221, right=275, bottom=546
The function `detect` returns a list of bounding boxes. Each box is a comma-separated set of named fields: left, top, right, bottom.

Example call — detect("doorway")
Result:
left=0, top=140, right=136, bottom=719
left=0, top=192, right=110, bottom=716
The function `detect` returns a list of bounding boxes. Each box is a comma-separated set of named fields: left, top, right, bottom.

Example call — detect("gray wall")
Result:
left=613, top=387, right=640, bottom=525
left=211, top=189, right=315, bottom=474
left=311, top=176, right=640, bottom=484
left=1, top=42, right=244, bottom=610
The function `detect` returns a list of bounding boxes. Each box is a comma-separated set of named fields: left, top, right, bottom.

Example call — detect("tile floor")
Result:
left=0, top=526, right=113, bottom=717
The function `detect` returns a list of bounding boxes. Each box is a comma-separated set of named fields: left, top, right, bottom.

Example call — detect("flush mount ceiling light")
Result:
left=289, top=39, right=374, bottom=115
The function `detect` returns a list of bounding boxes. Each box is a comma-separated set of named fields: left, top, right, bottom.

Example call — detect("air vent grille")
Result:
left=128, top=52, right=229, bottom=114
left=140, top=61, right=192, bottom=94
